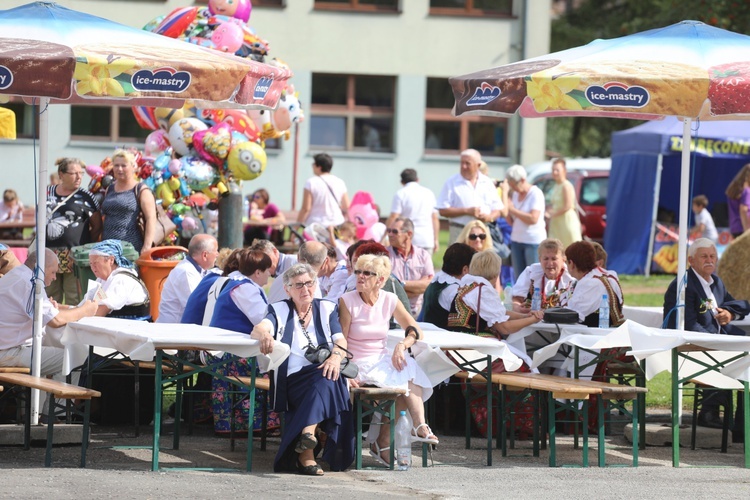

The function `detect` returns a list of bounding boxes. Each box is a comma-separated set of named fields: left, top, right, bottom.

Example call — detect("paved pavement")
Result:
left=1, top=415, right=749, bottom=499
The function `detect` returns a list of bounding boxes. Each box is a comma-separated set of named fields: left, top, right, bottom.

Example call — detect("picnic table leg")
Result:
left=44, top=396, right=55, bottom=467
left=80, top=399, right=92, bottom=468
left=744, top=380, right=749, bottom=469
left=548, top=391, right=556, bottom=467
left=582, top=399, right=589, bottom=467
left=500, top=386, right=507, bottom=457
left=597, top=395, right=605, bottom=467
left=152, top=351, right=164, bottom=472
left=638, top=359, right=647, bottom=451
left=671, top=348, right=680, bottom=468
left=632, top=395, right=639, bottom=467
left=246, top=358, right=257, bottom=473
left=532, top=389, right=540, bottom=457
left=485, top=357, right=492, bottom=467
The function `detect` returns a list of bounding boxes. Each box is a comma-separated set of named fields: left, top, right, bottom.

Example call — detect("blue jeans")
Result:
left=511, top=242, right=540, bottom=279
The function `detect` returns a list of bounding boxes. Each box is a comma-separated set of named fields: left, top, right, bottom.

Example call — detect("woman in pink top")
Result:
left=339, top=253, right=438, bottom=467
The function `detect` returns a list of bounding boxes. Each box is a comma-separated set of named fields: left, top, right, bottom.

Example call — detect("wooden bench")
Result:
left=456, top=371, right=647, bottom=467
left=0, top=373, right=100, bottom=468
left=351, top=386, right=407, bottom=470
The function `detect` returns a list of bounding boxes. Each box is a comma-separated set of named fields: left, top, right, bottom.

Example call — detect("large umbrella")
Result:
left=0, top=1, right=291, bottom=422
left=450, top=20, right=750, bottom=330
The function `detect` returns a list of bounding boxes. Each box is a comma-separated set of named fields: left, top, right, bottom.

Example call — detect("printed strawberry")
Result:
left=708, top=61, right=750, bottom=115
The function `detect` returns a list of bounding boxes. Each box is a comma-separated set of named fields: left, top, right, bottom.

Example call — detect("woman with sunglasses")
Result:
left=208, top=249, right=276, bottom=437
left=456, top=220, right=505, bottom=293
left=339, top=253, right=438, bottom=467
left=252, top=263, right=354, bottom=476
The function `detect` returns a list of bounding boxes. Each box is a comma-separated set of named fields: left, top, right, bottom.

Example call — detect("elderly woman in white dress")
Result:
left=338, top=254, right=438, bottom=467
left=505, top=164, right=547, bottom=279
left=511, top=238, right=575, bottom=313
left=564, top=241, right=624, bottom=327
left=89, top=240, right=149, bottom=319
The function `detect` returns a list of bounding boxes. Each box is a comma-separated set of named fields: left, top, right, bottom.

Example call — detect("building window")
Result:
left=429, top=0, right=512, bottom=17
left=1, top=99, right=39, bottom=139
left=70, top=105, right=150, bottom=143
left=310, top=73, right=395, bottom=152
left=313, top=0, right=400, bottom=13
left=424, top=77, right=508, bottom=157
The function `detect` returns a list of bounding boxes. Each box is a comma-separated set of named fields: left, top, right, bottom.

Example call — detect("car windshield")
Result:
left=580, top=177, right=608, bottom=206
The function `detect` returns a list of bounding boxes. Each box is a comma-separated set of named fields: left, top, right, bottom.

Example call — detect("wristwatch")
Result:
left=331, top=351, right=344, bottom=357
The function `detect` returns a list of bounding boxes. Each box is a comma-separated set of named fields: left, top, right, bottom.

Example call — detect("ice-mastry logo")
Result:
left=467, top=82, right=501, bottom=106
left=131, top=67, right=191, bottom=93
left=254, top=77, right=273, bottom=100
left=0, top=66, right=13, bottom=90
left=585, top=82, right=649, bottom=108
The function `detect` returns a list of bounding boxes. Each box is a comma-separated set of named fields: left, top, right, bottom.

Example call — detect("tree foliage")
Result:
left=546, top=0, right=750, bottom=158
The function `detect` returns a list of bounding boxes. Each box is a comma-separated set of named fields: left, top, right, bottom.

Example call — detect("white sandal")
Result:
left=369, top=441, right=390, bottom=467
left=411, top=423, right=439, bottom=445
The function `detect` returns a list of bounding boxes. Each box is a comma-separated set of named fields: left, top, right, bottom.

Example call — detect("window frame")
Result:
left=69, top=105, right=148, bottom=144
left=1, top=98, right=40, bottom=140
left=424, top=78, right=508, bottom=157
left=313, top=0, right=401, bottom=14
left=310, top=73, right=396, bottom=153
left=428, top=0, right=513, bottom=18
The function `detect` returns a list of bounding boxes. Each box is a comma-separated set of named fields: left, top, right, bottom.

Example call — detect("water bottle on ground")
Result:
left=503, top=283, right=514, bottom=311
left=395, top=410, right=412, bottom=471
left=531, top=286, right=542, bottom=311
left=598, top=293, right=610, bottom=329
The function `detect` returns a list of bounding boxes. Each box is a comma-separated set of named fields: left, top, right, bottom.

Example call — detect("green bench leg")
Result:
left=582, top=400, right=589, bottom=468
left=152, top=351, right=163, bottom=472
left=632, top=396, right=639, bottom=467
left=355, top=394, right=363, bottom=470
left=548, top=392, right=556, bottom=467
left=597, top=396, right=605, bottom=467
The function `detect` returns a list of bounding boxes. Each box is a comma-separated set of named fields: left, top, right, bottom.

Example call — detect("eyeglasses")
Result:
left=64, top=171, right=83, bottom=177
left=252, top=194, right=262, bottom=199
left=387, top=229, right=403, bottom=235
left=354, top=269, right=377, bottom=277
left=468, top=233, right=487, bottom=241
left=290, top=280, right=315, bottom=290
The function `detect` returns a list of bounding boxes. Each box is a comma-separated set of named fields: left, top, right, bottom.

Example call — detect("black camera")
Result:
left=304, top=344, right=332, bottom=364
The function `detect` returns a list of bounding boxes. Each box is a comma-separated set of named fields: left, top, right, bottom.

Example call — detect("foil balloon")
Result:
left=209, top=0, right=251, bottom=22
left=144, top=129, right=169, bottom=157
left=155, top=6, right=198, bottom=38
left=227, top=141, right=267, bottom=181
left=132, top=106, right=158, bottom=131
left=182, top=216, right=199, bottom=231
left=155, top=107, right=185, bottom=131
left=169, top=117, right=208, bottom=156
left=202, top=122, right=233, bottom=161
left=211, top=20, right=244, bottom=53
left=181, top=156, right=218, bottom=191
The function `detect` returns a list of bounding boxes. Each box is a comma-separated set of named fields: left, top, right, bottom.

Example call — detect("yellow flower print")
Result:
left=527, top=72, right=582, bottom=112
left=74, top=55, right=135, bottom=97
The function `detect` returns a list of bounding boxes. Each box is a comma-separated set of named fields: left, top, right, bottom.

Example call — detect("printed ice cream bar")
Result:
left=0, top=38, right=76, bottom=99
left=450, top=59, right=560, bottom=115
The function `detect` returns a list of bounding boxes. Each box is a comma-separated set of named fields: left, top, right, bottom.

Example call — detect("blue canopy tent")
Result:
left=606, top=117, right=750, bottom=275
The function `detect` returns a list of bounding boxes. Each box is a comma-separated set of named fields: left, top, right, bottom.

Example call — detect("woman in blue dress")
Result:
left=251, top=263, right=354, bottom=476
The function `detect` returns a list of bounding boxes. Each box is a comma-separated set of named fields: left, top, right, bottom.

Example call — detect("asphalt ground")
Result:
left=1, top=414, right=749, bottom=500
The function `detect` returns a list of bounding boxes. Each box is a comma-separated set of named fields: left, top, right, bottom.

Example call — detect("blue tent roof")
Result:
left=612, top=117, right=750, bottom=157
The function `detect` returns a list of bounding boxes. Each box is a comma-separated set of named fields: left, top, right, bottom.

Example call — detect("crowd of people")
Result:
left=1, top=150, right=749, bottom=474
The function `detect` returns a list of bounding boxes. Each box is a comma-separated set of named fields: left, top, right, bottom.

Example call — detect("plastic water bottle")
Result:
left=395, top=410, right=411, bottom=471
left=598, top=293, right=610, bottom=329
left=531, top=286, right=542, bottom=311
left=503, top=283, right=514, bottom=311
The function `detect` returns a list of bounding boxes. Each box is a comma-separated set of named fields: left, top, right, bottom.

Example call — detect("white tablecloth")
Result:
left=623, top=305, right=750, bottom=333
left=60, top=316, right=290, bottom=375
left=389, top=326, right=527, bottom=385
left=626, top=320, right=750, bottom=387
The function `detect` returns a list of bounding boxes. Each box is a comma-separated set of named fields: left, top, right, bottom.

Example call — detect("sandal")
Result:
left=297, top=459, right=324, bottom=476
left=369, top=441, right=390, bottom=467
left=411, top=423, right=439, bottom=445
left=294, top=432, right=318, bottom=454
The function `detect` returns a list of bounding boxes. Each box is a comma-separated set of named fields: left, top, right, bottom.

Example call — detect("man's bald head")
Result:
left=299, top=241, right=328, bottom=271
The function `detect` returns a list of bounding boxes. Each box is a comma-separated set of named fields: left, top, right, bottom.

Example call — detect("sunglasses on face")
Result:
left=387, top=229, right=403, bottom=235
left=468, top=233, right=487, bottom=241
left=291, top=280, right=315, bottom=290
left=354, top=269, right=377, bottom=277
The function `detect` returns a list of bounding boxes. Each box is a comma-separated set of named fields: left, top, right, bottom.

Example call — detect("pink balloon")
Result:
left=145, top=129, right=169, bottom=157
left=211, top=21, right=244, bottom=53
left=168, top=159, right=182, bottom=175
left=86, top=164, right=104, bottom=178
left=181, top=216, right=199, bottom=231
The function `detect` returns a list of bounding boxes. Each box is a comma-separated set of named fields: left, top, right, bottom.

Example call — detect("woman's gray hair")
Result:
left=282, top=262, right=317, bottom=287
left=505, top=164, right=527, bottom=183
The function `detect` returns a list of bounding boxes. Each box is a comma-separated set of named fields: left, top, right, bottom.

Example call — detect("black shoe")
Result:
left=697, top=410, right=725, bottom=429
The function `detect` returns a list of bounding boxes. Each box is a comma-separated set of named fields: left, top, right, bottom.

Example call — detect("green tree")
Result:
left=547, top=0, right=750, bottom=158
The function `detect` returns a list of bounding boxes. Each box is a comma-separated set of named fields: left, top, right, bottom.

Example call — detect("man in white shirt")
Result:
left=437, top=149, right=505, bottom=244
left=157, top=234, right=219, bottom=323
left=386, top=168, right=440, bottom=254
left=0, top=249, right=98, bottom=417
left=267, top=241, right=331, bottom=303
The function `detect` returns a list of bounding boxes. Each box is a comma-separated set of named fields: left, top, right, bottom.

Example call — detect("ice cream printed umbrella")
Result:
left=450, top=20, right=750, bottom=328
left=0, top=1, right=291, bottom=421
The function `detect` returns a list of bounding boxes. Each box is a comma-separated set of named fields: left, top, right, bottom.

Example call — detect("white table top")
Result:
left=623, top=305, right=750, bottom=332
left=60, top=316, right=290, bottom=375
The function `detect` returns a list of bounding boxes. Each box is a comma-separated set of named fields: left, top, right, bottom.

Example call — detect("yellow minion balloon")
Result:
left=227, top=141, right=267, bottom=181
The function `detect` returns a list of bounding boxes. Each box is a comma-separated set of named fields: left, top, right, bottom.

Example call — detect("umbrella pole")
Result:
left=31, top=97, right=50, bottom=424
left=675, top=117, right=692, bottom=425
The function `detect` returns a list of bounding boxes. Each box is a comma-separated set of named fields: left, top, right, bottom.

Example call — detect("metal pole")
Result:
left=291, top=122, right=300, bottom=211
left=218, top=182, right=243, bottom=249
